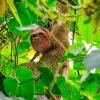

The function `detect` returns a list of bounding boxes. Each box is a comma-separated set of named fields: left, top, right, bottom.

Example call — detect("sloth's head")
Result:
left=30, top=27, right=51, bottom=54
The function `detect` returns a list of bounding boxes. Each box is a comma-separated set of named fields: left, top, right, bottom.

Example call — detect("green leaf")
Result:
left=66, top=42, right=84, bottom=55
left=15, top=2, right=38, bottom=25
left=15, top=2, right=26, bottom=14
left=0, top=17, right=3, bottom=22
left=94, top=29, right=100, bottom=48
left=95, top=29, right=100, bottom=43
left=78, top=16, right=94, bottom=43
left=73, top=60, right=83, bottom=70
left=84, top=18, right=92, bottom=24
left=70, top=85, right=80, bottom=100
left=27, top=8, right=38, bottom=23
left=7, top=17, right=21, bottom=35
left=1, top=60, right=15, bottom=76
left=22, top=0, right=43, bottom=17
left=14, top=0, right=21, bottom=3
left=0, top=55, right=7, bottom=64
left=48, top=10, right=58, bottom=20
left=16, top=66, right=34, bottom=82
left=82, top=74, right=100, bottom=100
left=56, top=76, right=80, bottom=100
left=3, top=67, right=34, bottom=100
left=59, top=53, right=85, bottom=63
left=18, top=57, right=29, bottom=65
left=84, top=49, right=100, bottom=71
left=7, top=0, right=22, bottom=26
left=80, top=95, right=89, bottom=100
left=56, top=76, right=70, bottom=99
left=16, top=67, right=34, bottom=100
left=2, top=42, right=11, bottom=57
left=7, top=2, right=38, bottom=34
left=46, top=0, right=58, bottom=7
left=18, top=41, right=30, bottom=54
left=38, top=66, right=54, bottom=87
left=74, top=0, right=78, bottom=4
left=8, top=2, right=38, bottom=35
left=15, top=2, right=31, bottom=26
left=35, top=79, right=46, bottom=94
left=19, top=41, right=30, bottom=49
left=27, top=0, right=37, bottom=6
left=69, top=68, right=82, bottom=82
left=51, top=83, right=61, bottom=95
left=4, top=77, right=18, bottom=96
left=36, top=19, right=49, bottom=27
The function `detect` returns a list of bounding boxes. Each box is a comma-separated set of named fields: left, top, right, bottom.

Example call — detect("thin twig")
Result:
left=93, top=26, right=98, bottom=34
left=72, top=9, right=76, bottom=44
left=0, top=40, right=11, bottom=50
left=1, top=55, right=11, bottom=69
left=47, top=61, right=68, bottom=100
left=9, top=37, right=13, bottom=75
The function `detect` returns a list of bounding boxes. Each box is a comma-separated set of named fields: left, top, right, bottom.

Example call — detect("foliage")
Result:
left=0, top=0, right=100, bottom=100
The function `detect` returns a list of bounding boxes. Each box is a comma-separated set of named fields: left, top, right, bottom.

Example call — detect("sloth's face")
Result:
left=30, top=27, right=51, bottom=54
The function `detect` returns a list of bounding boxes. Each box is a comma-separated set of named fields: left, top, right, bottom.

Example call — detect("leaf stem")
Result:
left=47, top=61, right=67, bottom=100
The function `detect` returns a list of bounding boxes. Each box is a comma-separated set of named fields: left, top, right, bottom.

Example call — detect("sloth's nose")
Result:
left=32, top=34, right=38, bottom=37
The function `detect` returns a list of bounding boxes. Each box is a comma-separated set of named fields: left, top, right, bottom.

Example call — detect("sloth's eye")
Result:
left=38, top=32, right=43, bottom=35
left=32, top=34, right=38, bottom=37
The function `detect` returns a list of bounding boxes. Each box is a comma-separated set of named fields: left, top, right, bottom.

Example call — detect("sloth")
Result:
left=20, top=1, right=70, bottom=78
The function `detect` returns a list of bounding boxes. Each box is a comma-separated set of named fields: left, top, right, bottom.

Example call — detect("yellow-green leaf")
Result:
left=22, top=0, right=43, bottom=17
left=7, top=0, right=22, bottom=26
left=78, top=16, right=94, bottom=43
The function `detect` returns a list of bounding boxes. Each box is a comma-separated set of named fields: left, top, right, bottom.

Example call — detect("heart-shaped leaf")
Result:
left=38, top=66, right=54, bottom=87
